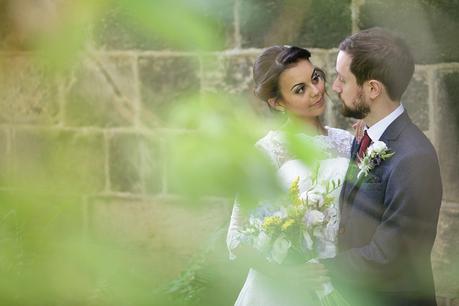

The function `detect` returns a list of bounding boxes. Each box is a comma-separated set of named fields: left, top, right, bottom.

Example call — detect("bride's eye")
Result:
left=312, top=69, right=325, bottom=84
left=294, top=85, right=305, bottom=94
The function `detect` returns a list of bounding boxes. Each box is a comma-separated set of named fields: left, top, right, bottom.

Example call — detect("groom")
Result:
left=322, top=28, right=442, bottom=306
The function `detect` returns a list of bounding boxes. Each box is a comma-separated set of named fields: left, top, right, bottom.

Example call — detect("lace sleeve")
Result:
left=325, top=127, right=354, bottom=158
left=255, top=131, right=291, bottom=168
left=226, top=199, right=246, bottom=260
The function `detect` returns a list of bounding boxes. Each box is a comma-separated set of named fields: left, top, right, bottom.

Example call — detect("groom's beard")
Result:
left=340, top=92, right=370, bottom=119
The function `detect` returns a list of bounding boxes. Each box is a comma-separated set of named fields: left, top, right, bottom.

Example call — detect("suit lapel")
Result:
left=379, top=111, right=411, bottom=143
left=341, top=111, right=412, bottom=209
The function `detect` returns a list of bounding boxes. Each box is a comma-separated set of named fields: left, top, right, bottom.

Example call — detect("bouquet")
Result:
left=239, top=174, right=349, bottom=305
left=240, top=175, right=341, bottom=264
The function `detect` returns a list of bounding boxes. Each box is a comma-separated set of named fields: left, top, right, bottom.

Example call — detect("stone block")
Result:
left=432, top=202, right=459, bottom=297
left=94, top=0, right=235, bottom=50
left=108, top=132, right=162, bottom=194
left=88, top=196, right=230, bottom=250
left=201, top=52, right=266, bottom=112
left=87, top=196, right=231, bottom=283
left=64, top=54, right=137, bottom=127
left=0, top=55, right=59, bottom=124
left=10, top=129, right=105, bottom=193
left=360, top=0, right=459, bottom=63
left=240, top=0, right=351, bottom=49
left=403, top=70, right=429, bottom=131
left=138, top=55, right=200, bottom=127
left=201, top=53, right=257, bottom=96
left=436, top=70, right=459, bottom=201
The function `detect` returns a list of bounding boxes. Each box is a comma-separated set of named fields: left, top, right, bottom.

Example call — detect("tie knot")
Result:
left=357, top=131, right=372, bottom=160
left=362, top=130, right=370, bottom=141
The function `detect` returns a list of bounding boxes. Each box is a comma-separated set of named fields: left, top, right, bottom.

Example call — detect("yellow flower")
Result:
left=262, top=216, right=282, bottom=234
left=288, top=176, right=303, bottom=207
left=281, top=218, right=296, bottom=231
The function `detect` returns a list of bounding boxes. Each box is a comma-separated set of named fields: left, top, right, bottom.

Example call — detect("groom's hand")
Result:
left=353, top=120, right=365, bottom=142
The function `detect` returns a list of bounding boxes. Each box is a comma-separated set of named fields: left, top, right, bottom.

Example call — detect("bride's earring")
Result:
left=276, top=105, right=286, bottom=113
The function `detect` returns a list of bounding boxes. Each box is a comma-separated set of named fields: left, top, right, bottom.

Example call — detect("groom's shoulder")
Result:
left=390, top=122, right=439, bottom=167
left=392, top=119, right=433, bottom=151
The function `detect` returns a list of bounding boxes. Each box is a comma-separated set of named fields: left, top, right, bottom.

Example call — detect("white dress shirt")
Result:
left=366, top=104, right=405, bottom=142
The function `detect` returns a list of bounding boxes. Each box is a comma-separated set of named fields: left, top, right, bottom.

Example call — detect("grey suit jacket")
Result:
left=324, top=112, right=442, bottom=306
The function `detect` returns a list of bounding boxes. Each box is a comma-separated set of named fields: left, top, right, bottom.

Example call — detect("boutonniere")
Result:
left=357, top=141, right=394, bottom=179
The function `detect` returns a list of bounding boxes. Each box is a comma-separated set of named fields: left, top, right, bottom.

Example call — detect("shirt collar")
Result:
left=366, top=104, right=405, bottom=141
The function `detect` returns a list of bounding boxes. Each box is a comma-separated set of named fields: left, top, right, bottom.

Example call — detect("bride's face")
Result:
left=277, top=60, right=326, bottom=119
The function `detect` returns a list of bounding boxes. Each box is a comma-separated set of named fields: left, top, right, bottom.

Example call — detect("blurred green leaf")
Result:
left=167, top=93, right=284, bottom=207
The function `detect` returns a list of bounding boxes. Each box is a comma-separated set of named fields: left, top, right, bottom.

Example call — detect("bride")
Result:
left=227, top=45, right=359, bottom=306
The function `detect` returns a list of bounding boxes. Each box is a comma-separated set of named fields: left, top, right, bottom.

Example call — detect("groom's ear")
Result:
left=367, top=80, right=384, bottom=100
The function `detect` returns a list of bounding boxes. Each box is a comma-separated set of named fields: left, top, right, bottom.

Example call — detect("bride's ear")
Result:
left=267, top=97, right=285, bottom=112
left=267, top=97, right=277, bottom=109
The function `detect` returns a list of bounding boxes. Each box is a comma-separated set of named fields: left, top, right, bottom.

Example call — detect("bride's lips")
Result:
left=311, top=96, right=324, bottom=107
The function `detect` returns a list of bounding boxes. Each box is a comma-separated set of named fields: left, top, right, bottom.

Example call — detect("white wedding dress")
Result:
left=227, top=126, right=353, bottom=306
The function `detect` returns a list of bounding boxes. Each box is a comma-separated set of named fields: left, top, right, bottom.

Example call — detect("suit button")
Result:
left=338, top=225, right=345, bottom=235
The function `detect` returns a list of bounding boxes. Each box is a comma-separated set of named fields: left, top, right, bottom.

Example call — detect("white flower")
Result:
left=357, top=140, right=394, bottom=178
left=307, top=192, right=325, bottom=207
left=369, top=141, right=387, bottom=154
left=271, top=236, right=291, bottom=264
left=324, top=207, right=337, bottom=220
left=304, top=210, right=325, bottom=227
left=254, top=231, right=271, bottom=252
left=310, top=184, right=325, bottom=195
left=324, top=221, right=338, bottom=242
left=300, top=184, right=325, bottom=206
left=299, top=190, right=308, bottom=201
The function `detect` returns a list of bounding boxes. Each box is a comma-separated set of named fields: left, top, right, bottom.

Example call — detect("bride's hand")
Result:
left=353, top=120, right=365, bottom=142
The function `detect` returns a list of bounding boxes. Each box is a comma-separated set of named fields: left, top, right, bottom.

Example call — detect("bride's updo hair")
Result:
left=253, top=45, right=313, bottom=106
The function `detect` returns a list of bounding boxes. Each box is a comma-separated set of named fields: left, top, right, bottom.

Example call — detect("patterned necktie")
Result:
left=357, top=130, right=372, bottom=160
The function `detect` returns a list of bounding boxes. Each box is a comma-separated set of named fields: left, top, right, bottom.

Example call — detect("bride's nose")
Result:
left=310, top=83, right=321, bottom=97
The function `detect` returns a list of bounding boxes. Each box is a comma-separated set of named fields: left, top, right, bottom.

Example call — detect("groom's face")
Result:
left=332, top=51, right=370, bottom=119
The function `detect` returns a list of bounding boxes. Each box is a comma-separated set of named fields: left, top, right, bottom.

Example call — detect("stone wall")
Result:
left=0, top=0, right=458, bottom=303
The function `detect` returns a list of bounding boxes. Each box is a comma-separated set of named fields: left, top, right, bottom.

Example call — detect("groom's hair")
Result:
left=339, top=27, right=415, bottom=101
left=253, top=45, right=316, bottom=104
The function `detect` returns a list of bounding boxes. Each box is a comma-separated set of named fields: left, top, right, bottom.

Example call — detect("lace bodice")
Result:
left=255, top=127, right=353, bottom=168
